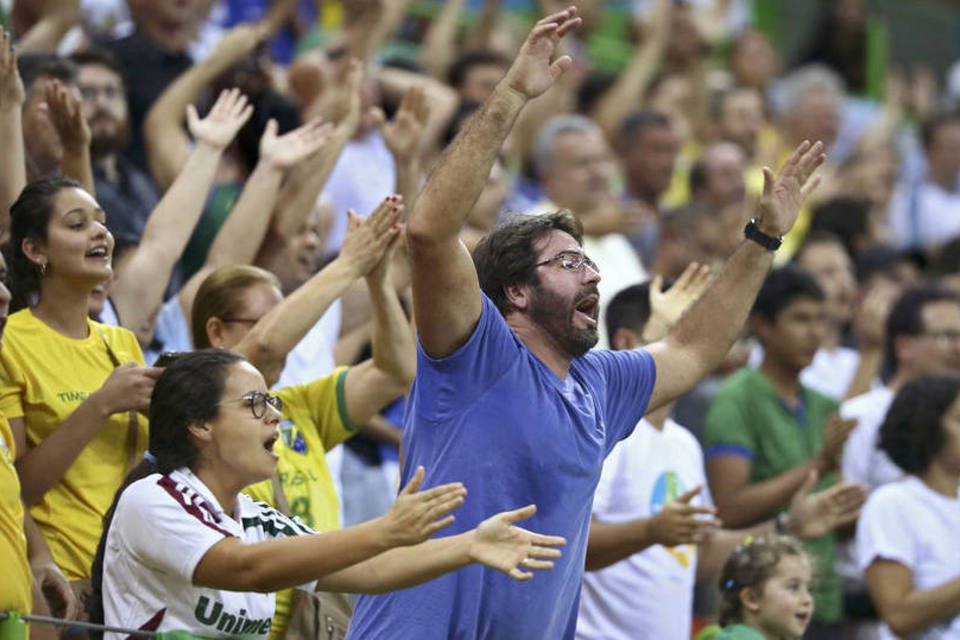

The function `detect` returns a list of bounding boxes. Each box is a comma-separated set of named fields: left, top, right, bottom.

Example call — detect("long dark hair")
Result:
left=88, top=349, right=246, bottom=631
left=8, top=177, right=84, bottom=311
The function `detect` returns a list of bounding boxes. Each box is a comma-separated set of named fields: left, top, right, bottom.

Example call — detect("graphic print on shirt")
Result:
left=650, top=471, right=695, bottom=568
left=278, top=419, right=307, bottom=454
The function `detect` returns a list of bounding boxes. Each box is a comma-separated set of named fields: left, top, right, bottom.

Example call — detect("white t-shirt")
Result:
left=103, top=468, right=315, bottom=639
left=856, top=476, right=960, bottom=640
left=840, top=386, right=902, bottom=491
left=888, top=178, right=960, bottom=251
left=577, top=418, right=711, bottom=640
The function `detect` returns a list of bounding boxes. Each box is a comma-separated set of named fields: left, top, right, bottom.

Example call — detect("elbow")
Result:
left=882, top=609, right=924, bottom=638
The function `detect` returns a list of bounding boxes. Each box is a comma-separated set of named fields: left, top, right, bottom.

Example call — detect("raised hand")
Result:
left=502, top=6, right=581, bottom=100
left=376, top=85, right=430, bottom=162
left=816, top=414, right=858, bottom=473
left=644, top=262, right=713, bottom=342
left=43, top=79, right=90, bottom=152
left=647, top=486, right=721, bottom=546
left=0, top=26, right=24, bottom=108
left=259, top=116, right=335, bottom=170
left=186, top=88, right=254, bottom=151
left=381, top=466, right=467, bottom=546
left=208, top=22, right=270, bottom=66
left=339, top=195, right=403, bottom=277
left=755, top=140, right=826, bottom=237
left=784, top=470, right=867, bottom=540
left=469, top=504, right=565, bottom=581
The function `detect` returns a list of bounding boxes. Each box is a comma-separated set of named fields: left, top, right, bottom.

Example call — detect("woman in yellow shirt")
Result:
left=0, top=178, right=160, bottom=586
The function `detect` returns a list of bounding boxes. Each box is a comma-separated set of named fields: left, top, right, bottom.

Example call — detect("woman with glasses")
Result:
left=856, top=374, right=960, bottom=639
left=90, top=349, right=563, bottom=639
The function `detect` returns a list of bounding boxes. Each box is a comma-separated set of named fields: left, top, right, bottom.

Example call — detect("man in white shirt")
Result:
left=577, top=274, right=867, bottom=640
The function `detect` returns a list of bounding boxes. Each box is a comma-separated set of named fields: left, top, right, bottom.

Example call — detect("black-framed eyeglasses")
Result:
left=220, top=391, right=283, bottom=419
left=535, top=250, right=600, bottom=275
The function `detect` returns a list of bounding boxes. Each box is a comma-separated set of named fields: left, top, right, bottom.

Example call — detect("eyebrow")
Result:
left=61, top=206, right=106, bottom=218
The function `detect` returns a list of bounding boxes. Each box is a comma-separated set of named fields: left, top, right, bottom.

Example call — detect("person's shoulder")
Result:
left=841, top=386, right=892, bottom=418
left=90, top=318, right=140, bottom=347
left=115, top=473, right=166, bottom=514
left=865, top=477, right=918, bottom=510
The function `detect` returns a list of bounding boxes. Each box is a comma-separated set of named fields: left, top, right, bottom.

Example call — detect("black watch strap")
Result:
left=744, top=219, right=782, bottom=251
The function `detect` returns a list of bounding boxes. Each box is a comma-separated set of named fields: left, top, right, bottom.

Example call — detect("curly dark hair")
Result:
left=879, top=374, right=960, bottom=473
left=718, top=534, right=813, bottom=627
left=472, top=210, right=583, bottom=316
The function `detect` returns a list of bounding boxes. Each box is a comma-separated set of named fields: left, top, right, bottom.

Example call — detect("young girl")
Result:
left=715, top=535, right=816, bottom=639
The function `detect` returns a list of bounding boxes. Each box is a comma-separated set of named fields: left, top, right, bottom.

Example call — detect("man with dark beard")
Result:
left=71, top=49, right=158, bottom=241
left=348, top=7, right=826, bottom=640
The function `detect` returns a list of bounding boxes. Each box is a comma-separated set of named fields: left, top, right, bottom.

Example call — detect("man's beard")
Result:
left=90, top=117, right=131, bottom=157
left=528, top=283, right=599, bottom=358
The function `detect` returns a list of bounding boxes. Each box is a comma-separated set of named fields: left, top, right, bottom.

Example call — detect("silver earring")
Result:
left=38, top=261, right=46, bottom=277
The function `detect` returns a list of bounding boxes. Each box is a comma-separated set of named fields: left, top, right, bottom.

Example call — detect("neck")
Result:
left=32, top=280, right=96, bottom=339
left=920, top=463, right=960, bottom=499
left=821, top=323, right=841, bottom=350
left=93, top=153, right=118, bottom=181
left=759, top=357, right=802, bottom=404
left=193, top=464, right=241, bottom=519
left=645, top=402, right=674, bottom=430
left=507, top=315, right=573, bottom=379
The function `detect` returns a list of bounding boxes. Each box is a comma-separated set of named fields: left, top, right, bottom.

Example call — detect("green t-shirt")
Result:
left=704, top=367, right=841, bottom=623
left=712, top=624, right=767, bottom=640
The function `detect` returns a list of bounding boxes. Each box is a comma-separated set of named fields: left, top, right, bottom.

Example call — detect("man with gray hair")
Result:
left=529, top=114, right=647, bottom=346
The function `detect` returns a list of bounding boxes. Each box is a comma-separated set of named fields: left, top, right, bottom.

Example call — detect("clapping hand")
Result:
left=340, top=195, right=403, bottom=278
left=643, top=262, right=712, bottom=342
left=755, top=140, right=826, bottom=237
left=502, top=6, right=581, bottom=100
left=380, top=466, right=467, bottom=547
left=187, top=88, right=254, bottom=151
left=469, top=504, right=566, bottom=581
left=259, top=116, right=335, bottom=170
left=816, top=414, right=858, bottom=473
left=648, top=486, right=721, bottom=546
left=784, top=470, right=867, bottom=540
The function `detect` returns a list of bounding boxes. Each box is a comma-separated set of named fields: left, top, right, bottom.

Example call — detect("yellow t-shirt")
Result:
left=0, top=309, right=148, bottom=580
left=243, top=366, right=357, bottom=639
left=0, top=413, right=31, bottom=615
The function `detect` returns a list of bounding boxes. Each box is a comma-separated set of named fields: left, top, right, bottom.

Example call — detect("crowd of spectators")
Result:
left=1, top=0, right=959, bottom=638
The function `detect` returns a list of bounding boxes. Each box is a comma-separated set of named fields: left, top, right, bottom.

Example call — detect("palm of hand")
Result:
left=383, top=112, right=422, bottom=160
left=507, top=37, right=561, bottom=98
left=190, top=112, right=243, bottom=149
left=474, top=518, right=530, bottom=573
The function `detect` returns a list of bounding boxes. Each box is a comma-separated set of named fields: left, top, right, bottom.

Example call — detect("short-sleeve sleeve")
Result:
left=276, top=367, right=353, bottom=450
left=114, top=478, right=232, bottom=583
left=704, top=391, right=755, bottom=461
left=856, top=486, right=916, bottom=572
left=0, top=352, right=26, bottom=420
left=580, top=349, right=656, bottom=448
left=413, top=295, right=520, bottom=422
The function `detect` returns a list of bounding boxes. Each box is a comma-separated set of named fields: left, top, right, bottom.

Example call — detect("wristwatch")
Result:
left=744, top=219, right=782, bottom=251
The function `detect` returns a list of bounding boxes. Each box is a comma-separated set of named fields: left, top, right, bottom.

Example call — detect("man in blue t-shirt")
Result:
left=347, top=8, right=827, bottom=639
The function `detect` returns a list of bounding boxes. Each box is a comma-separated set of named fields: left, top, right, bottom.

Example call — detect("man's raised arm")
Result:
left=408, top=7, right=581, bottom=358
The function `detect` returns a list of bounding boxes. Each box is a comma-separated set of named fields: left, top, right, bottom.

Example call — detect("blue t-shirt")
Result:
left=347, top=295, right=656, bottom=640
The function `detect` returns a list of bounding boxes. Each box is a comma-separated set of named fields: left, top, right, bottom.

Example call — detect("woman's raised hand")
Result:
left=380, top=466, right=466, bottom=547
left=186, top=87, right=254, bottom=151
left=469, top=505, right=565, bottom=581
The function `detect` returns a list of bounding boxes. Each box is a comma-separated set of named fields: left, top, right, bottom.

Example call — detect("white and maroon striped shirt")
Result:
left=103, top=468, right=314, bottom=639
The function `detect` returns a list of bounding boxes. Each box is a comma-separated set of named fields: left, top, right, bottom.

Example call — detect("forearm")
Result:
left=408, top=84, right=524, bottom=242
left=59, top=145, right=94, bottom=195
left=23, top=511, right=53, bottom=563
left=272, top=127, right=351, bottom=241
left=666, top=241, right=774, bottom=382
left=877, top=576, right=960, bottom=637
left=16, top=398, right=110, bottom=505
left=13, top=2, right=79, bottom=53
left=206, top=518, right=392, bottom=592
left=593, top=38, right=663, bottom=141
left=0, top=107, right=25, bottom=240
left=316, top=532, right=472, bottom=594
left=585, top=518, right=656, bottom=571
left=713, top=461, right=815, bottom=528
left=366, top=275, right=416, bottom=386
left=237, top=258, right=358, bottom=376
left=463, top=0, right=501, bottom=50
left=842, top=347, right=882, bottom=401
left=393, top=157, right=420, bottom=213
left=419, top=0, right=467, bottom=80
left=206, top=160, right=284, bottom=268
